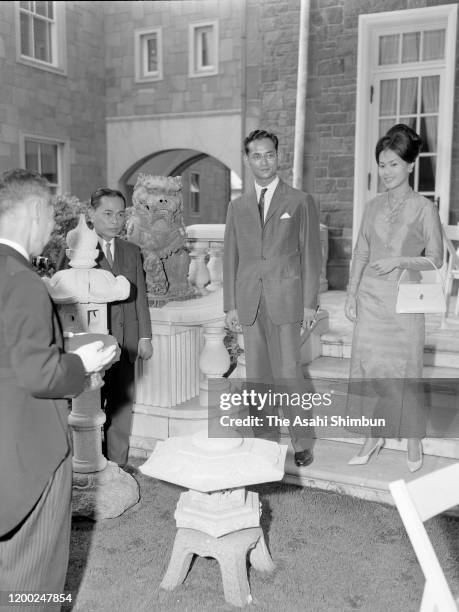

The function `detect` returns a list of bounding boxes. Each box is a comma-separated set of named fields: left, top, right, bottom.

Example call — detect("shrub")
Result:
left=33, top=193, right=88, bottom=276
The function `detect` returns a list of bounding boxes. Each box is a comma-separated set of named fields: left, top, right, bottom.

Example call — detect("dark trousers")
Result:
left=242, top=293, right=314, bottom=452
left=0, top=455, right=72, bottom=611
left=102, top=349, right=135, bottom=464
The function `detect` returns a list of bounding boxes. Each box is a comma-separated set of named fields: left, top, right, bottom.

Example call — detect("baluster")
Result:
left=188, top=240, right=210, bottom=294
left=206, top=242, right=224, bottom=292
left=199, top=320, right=231, bottom=407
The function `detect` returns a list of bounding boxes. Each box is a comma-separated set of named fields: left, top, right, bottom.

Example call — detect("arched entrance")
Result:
left=121, top=148, right=241, bottom=225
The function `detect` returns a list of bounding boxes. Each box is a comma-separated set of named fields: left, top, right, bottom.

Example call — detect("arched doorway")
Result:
left=121, top=148, right=242, bottom=225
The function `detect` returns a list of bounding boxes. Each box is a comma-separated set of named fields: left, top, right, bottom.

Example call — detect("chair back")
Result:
left=389, top=463, right=459, bottom=612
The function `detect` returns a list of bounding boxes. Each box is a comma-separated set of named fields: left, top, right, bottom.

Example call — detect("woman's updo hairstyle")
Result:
left=375, top=123, right=423, bottom=164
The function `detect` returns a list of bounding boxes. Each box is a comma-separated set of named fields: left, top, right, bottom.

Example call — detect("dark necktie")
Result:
left=105, top=241, right=114, bottom=268
left=258, top=188, right=267, bottom=225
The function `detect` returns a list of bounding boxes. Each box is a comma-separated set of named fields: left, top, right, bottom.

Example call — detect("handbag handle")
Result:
left=397, top=257, right=444, bottom=289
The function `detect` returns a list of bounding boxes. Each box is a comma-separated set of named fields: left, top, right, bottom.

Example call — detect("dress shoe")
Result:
left=348, top=438, right=384, bottom=465
left=407, top=440, right=423, bottom=473
left=294, top=449, right=314, bottom=467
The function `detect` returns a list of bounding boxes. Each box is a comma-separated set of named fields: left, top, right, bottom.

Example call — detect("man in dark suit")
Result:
left=61, top=188, right=153, bottom=465
left=223, top=130, right=322, bottom=466
left=0, top=169, right=117, bottom=602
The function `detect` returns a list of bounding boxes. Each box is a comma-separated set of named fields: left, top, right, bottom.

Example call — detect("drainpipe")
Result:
left=292, top=0, right=311, bottom=190
left=240, top=0, right=247, bottom=190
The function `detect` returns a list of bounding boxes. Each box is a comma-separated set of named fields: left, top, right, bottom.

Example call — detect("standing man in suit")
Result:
left=0, top=169, right=117, bottom=602
left=223, top=129, right=322, bottom=467
left=86, top=188, right=152, bottom=465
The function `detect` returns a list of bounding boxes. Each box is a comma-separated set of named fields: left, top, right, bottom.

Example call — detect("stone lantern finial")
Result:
left=66, top=214, right=99, bottom=269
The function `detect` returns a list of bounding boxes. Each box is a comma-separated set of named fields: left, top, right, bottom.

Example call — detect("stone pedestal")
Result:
left=140, top=432, right=286, bottom=607
left=160, top=526, right=274, bottom=608
left=175, top=488, right=260, bottom=538
left=69, top=380, right=107, bottom=473
left=72, top=461, right=139, bottom=520
left=132, top=289, right=230, bottom=450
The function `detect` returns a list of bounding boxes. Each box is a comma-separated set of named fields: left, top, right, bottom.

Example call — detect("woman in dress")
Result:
left=345, top=124, right=443, bottom=472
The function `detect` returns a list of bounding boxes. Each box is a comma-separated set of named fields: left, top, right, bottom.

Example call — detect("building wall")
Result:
left=103, top=0, right=243, bottom=118
left=248, top=0, right=459, bottom=287
left=0, top=1, right=107, bottom=202
left=181, top=156, right=231, bottom=226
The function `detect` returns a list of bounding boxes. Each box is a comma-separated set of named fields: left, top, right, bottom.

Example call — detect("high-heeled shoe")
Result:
left=407, top=440, right=423, bottom=473
left=348, top=438, right=384, bottom=465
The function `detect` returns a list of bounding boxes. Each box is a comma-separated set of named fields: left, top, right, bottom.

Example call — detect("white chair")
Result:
left=441, top=225, right=459, bottom=327
left=389, top=463, right=459, bottom=612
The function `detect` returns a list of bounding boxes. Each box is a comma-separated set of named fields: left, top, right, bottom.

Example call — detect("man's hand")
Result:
left=344, top=295, right=357, bottom=322
left=370, top=258, right=400, bottom=275
left=225, top=309, right=242, bottom=332
left=73, top=341, right=117, bottom=374
left=138, top=338, right=153, bottom=360
left=301, top=307, right=317, bottom=331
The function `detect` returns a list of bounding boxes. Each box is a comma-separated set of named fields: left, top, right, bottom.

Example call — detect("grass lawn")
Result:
left=65, top=463, right=459, bottom=612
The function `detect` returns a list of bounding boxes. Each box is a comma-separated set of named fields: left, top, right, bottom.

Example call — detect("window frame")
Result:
left=20, top=134, right=69, bottom=195
left=134, top=26, right=163, bottom=83
left=189, top=172, right=201, bottom=216
left=15, top=1, right=67, bottom=74
left=189, top=20, right=219, bottom=78
left=353, top=4, right=457, bottom=243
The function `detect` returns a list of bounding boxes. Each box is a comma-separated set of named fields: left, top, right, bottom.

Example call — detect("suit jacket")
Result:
left=223, top=179, right=322, bottom=326
left=0, top=244, right=86, bottom=537
left=58, top=237, right=151, bottom=363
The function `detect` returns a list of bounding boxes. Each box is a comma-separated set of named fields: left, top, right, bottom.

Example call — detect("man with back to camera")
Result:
left=0, top=169, right=117, bottom=604
left=223, top=129, right=322, bottom=466
left=59, top=188, right=153, bottom=465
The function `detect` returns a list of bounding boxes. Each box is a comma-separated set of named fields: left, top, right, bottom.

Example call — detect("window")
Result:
left=189, top=21, right=218, bottom=77
left=22, top=136, right=66, bottom=194
left=353, top=4, right=457, bottom=240
left=17, top=1, right=66, bottom=72
left=190, top=173, right=200, bottom=215
left=135, top=28, right=163, bottom=83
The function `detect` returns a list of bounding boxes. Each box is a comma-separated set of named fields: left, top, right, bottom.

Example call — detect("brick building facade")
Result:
left=0, top=1, right=106, bottom=201
left=0, top=0, right=458, bottom=288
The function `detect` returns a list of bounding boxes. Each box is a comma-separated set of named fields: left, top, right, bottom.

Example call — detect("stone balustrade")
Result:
left=187, top=224, right=225, bottom=293
left=187, top=223, right=329, bottom=294
left=130, top=222, right=329, bottom=457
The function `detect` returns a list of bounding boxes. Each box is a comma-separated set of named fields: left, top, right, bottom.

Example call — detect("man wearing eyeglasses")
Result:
left=223, top=130, right=321, bottom=467
left=59, top=188, right=152, bottom=465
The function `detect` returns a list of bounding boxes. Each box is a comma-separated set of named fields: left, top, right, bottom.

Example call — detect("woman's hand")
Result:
left=345, top=295, right=357, bottom=322
left=370, top=258, right=400, bottom=275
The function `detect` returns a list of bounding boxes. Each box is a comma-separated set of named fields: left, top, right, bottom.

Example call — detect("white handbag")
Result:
left=395, top=257, right=446, bottom=314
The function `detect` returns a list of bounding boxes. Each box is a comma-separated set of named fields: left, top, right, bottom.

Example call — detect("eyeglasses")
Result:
left=248, top=151, right=277, bottom=162
left=102, top=211, right=126, bottom=221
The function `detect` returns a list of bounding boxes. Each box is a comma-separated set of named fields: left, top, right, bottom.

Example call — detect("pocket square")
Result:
left=280, top=212, right=291, bottom=219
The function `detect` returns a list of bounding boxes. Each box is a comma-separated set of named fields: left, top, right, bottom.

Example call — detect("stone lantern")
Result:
left=140, top=431, right=287, bottom=607
left=44, top=214, right=138, bottom=518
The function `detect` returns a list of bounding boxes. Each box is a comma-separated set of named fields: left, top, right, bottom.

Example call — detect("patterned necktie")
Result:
left=258, top=188, right=267, bottom=225
left=105, top=241, right=114, bottom=268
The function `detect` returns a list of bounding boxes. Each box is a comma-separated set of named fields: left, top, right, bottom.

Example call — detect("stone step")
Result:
left=321, top=330, right=459, bottom=367
left=318, top=290, right=459, bottom=367
left=302, top=356, right=459, bottom=459
left=283, top=438, right=458, bottom=507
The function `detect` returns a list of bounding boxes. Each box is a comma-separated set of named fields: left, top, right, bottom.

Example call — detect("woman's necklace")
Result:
left=385, top=186, right=412, bottom=222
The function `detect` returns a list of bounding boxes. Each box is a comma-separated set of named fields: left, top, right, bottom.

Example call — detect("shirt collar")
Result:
left=0, top=238, right=29, bottom=261
left=254, top=176, right=279, bottom=199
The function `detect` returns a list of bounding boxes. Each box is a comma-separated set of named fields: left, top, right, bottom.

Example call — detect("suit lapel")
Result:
left=264, top=179, right=285, bottom=226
